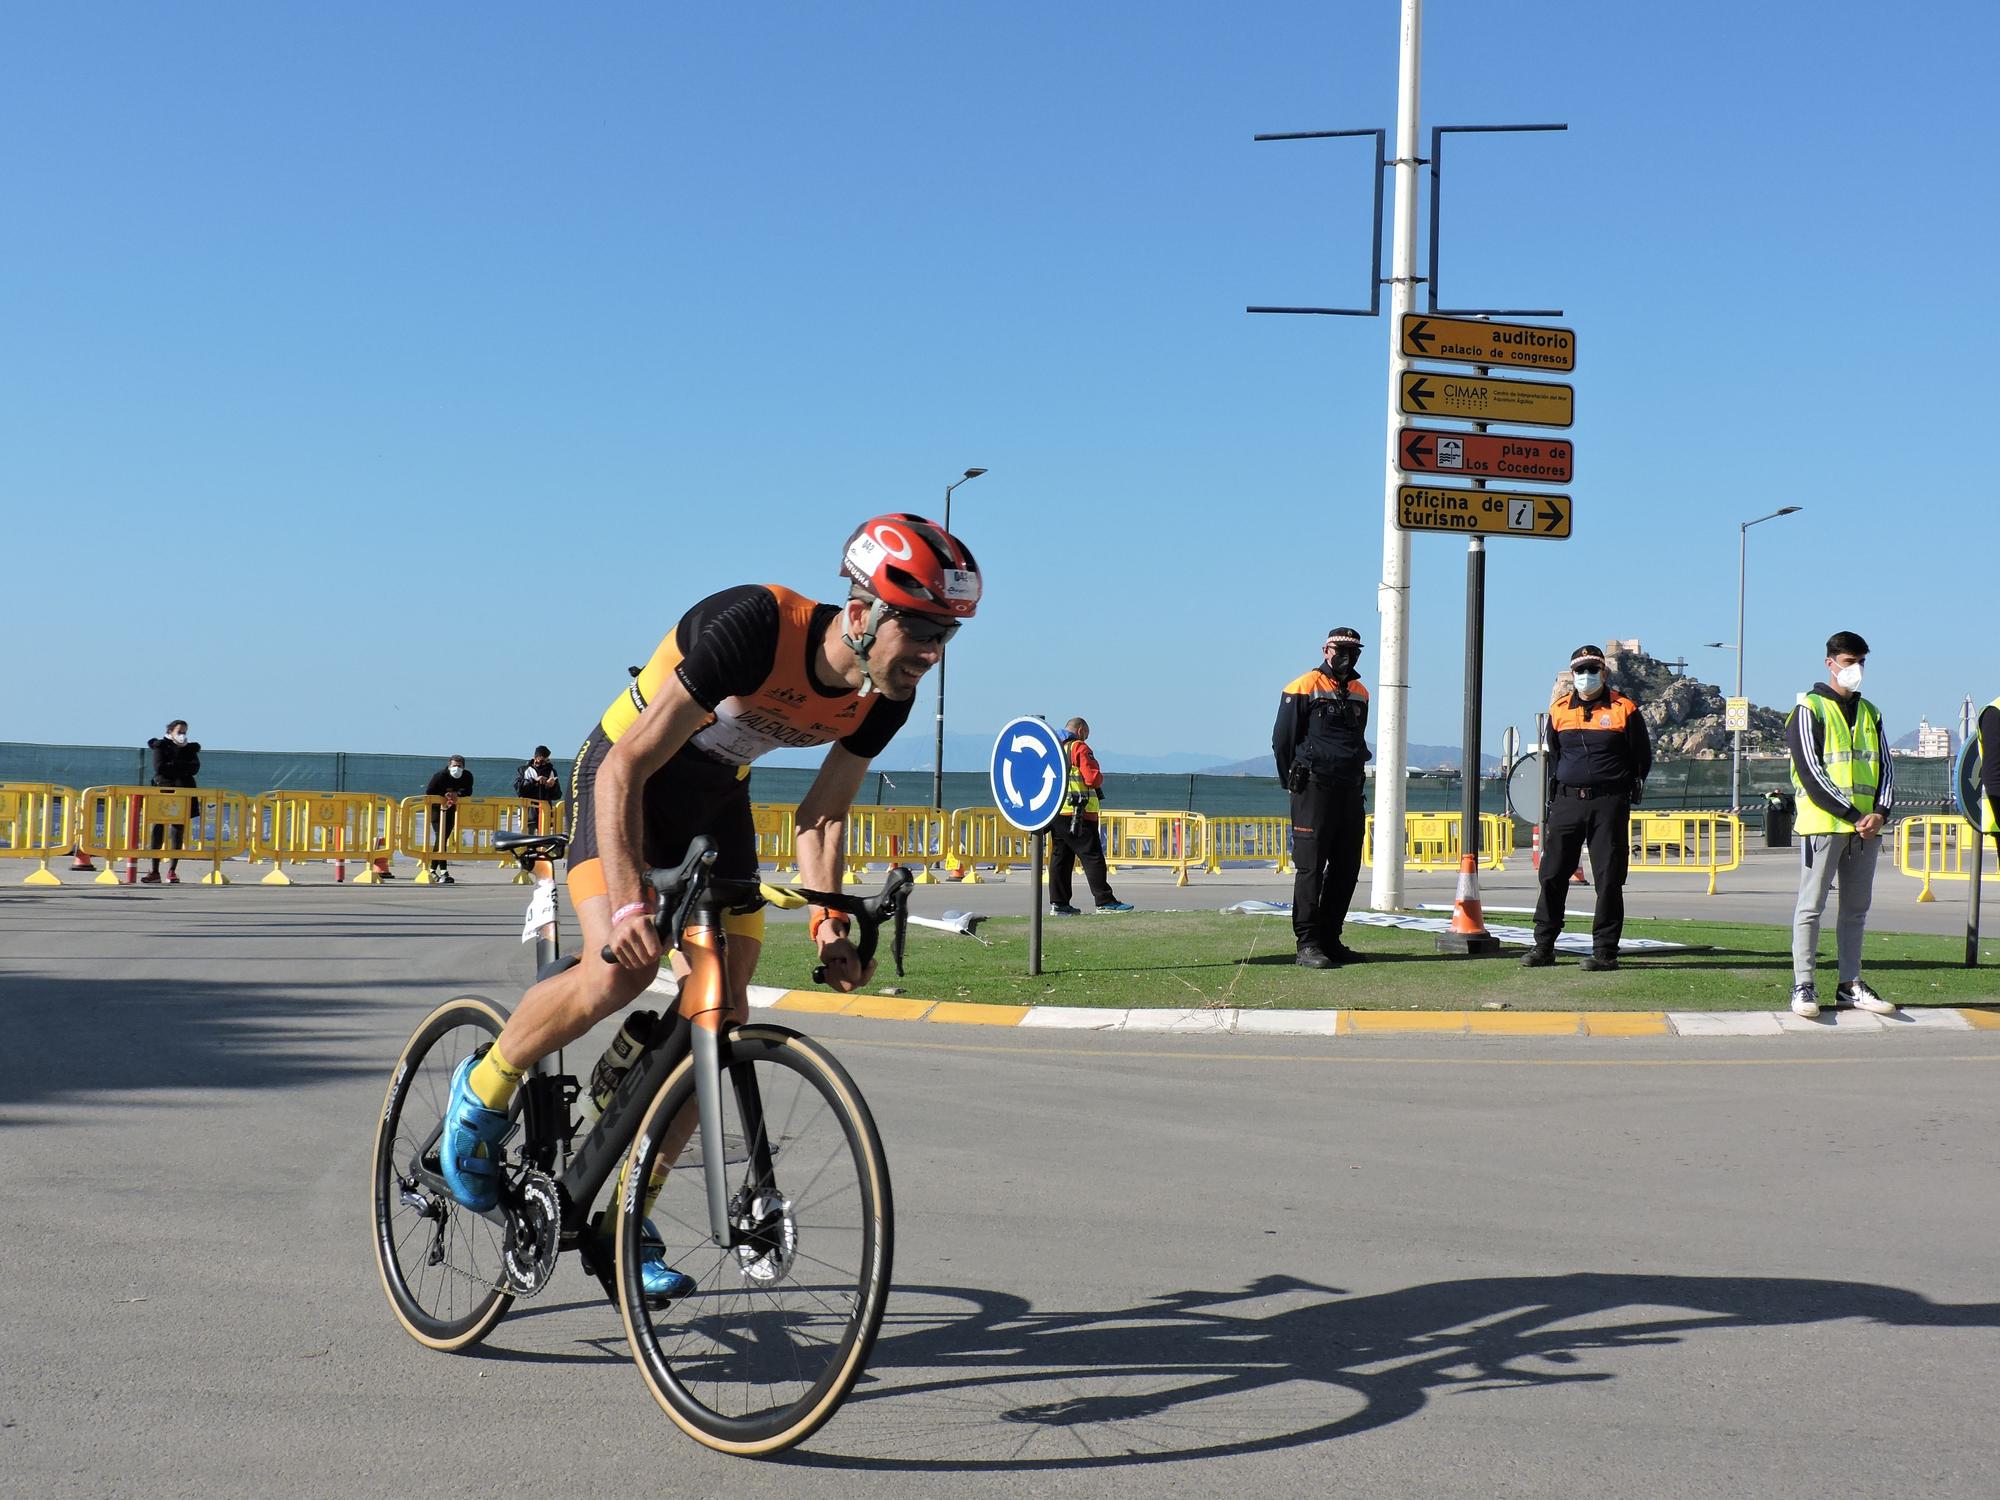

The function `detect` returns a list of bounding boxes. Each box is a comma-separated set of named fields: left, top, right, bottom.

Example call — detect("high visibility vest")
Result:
left=1981, top=696, right=2000, bottom=835
left=1064, top=741, right=1101, bottom=817
left=1790, top=692, right=1883, bottom=835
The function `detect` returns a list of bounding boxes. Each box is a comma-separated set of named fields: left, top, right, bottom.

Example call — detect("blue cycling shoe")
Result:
left=439, top=1053, right=512, bottom=1212
left=591, top=1216, right=693, bottom=1304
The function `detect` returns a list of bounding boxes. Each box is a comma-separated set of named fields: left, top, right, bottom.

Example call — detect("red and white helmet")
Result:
left=840, top=514, right=982, bottom=619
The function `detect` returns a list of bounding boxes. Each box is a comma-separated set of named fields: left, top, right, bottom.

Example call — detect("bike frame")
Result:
left=408, top=835, right=900, bottom=1264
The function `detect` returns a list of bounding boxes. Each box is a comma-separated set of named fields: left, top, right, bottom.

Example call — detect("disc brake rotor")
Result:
left=733, top=1193, right=798, bottom=1284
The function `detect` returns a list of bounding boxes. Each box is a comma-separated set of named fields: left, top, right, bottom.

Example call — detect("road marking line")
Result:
left=1961, top=1006, right=2000, bottom=1030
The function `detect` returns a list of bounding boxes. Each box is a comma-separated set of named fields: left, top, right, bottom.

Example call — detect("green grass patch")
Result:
left=755, top=911, right=2000, bottom=1012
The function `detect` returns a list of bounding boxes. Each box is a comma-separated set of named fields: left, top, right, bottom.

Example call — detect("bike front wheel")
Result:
left=616, top=1024, right=893, bottom=1456
left=370, top=996, right=516, bottom=1351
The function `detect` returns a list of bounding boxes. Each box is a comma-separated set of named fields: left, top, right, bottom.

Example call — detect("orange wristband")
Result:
left=808, top=906, right=851, bottom=943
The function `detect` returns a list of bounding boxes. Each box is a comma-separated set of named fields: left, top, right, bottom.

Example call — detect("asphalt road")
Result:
left=4, top=880, right=1998, bottom=1499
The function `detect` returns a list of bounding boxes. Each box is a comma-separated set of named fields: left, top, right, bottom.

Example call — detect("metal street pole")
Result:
left=1370, top=0, right=1422, bottom=914
left=932, top=468, right=987, bottom=813
left=1732, top=505, right=1802, bottom=815
left=1733, top=525, right=1746, bottom=814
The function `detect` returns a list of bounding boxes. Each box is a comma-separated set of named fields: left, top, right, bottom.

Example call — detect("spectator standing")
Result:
left=1522, top=646, right=1651, bottom=971
left=1272, top=627, right=1372, bottom=968
left=1786, top=631, right=1898, bottom=1018
left=1048, top=718, right=1132, bottom=915
left=424, top=755, right=472, bottom=883
left=141, top=719, right=199, bottom=883
left=514, top=745, right=564, bottom=833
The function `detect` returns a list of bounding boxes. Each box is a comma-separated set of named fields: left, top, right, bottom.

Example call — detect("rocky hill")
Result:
left=1585, top=641, right=1788, bottom=757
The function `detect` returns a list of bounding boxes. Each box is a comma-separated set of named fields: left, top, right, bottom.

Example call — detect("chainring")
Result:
left=500, top=1169, right=562, bottom=1297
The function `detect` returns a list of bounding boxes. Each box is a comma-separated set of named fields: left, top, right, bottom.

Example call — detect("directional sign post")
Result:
left=1398, top=427, right=1573, bottom=485
left=1396, top=485, right=1571, bottom=539
left=991, top=715, right=1068, bottom=976
left=1400, top=371, right=1573, bottom=428
left=1401, top=314, right=1577, bottom=373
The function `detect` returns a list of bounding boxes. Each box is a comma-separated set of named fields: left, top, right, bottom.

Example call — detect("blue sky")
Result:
left=6, top=2, right=1994, bottom=769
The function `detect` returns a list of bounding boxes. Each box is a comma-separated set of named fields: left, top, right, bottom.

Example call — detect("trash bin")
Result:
left=1764, top=790, right=1795, bottom=849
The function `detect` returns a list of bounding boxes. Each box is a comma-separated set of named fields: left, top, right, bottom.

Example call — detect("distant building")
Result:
left=1913, top=719, right=1952, bottom=758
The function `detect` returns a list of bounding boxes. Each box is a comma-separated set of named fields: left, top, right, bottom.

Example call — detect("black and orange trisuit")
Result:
left=565, top=584, right=913, bottom=906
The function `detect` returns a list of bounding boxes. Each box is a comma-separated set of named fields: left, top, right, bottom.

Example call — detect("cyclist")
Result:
left=439, top=514, right=981, bottom=1293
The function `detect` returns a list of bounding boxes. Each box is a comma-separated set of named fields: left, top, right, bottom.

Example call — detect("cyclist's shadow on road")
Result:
left=789, top=1270, right=1998, bottom=1471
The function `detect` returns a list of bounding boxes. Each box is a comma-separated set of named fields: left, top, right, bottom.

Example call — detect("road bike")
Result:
left=370, top=830, right=911, bottom=1455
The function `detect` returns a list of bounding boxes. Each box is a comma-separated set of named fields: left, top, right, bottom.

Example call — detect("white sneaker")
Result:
left=1837, top=980, right=1897, bottom=1015
left=1789, top=984, right=1821, bottom=1019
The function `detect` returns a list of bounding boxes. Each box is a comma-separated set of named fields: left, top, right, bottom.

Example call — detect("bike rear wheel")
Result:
left=370, top=996, right=517, bottom=1351
left=617, top=1024, right=893, bottom=1455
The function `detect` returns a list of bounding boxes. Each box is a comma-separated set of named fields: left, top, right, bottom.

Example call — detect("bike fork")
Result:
left=691, top=1023, right=733, bottom=1245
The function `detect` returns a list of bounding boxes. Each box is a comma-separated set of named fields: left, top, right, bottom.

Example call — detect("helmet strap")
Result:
left=841, top=598, right=891, bottom=697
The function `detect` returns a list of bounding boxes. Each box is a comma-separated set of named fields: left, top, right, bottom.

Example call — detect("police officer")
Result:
left=1048, top=717, right=1133, bottom=915
left=1273, top=627, right=1372, bottom=969
left=1523, top=645, right=1651, bottom=971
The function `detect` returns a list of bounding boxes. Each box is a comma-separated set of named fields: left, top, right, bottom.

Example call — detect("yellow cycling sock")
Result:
left=469, top=1045, right=525, bottom=1109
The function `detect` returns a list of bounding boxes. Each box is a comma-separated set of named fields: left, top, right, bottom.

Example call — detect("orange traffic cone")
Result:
left=1436, top=854, right=1502, bottom=955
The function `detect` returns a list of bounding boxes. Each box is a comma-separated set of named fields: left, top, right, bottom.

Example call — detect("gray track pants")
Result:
left=1791, top=832, right=1880, bottom=986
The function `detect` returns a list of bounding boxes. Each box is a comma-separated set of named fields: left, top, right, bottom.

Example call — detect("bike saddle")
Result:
left=496, top=831, right=569, bottom=861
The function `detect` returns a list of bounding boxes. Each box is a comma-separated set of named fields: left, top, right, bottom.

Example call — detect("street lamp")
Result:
left=932, top=468, right=987, bottom=811
left=1730, top=505, right=1804, bottom=813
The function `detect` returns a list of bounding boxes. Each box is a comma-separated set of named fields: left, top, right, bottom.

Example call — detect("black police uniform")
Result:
left=1533, top=682, right=1652, bottom=960
left=1273, top=656, right=1371, bottom=958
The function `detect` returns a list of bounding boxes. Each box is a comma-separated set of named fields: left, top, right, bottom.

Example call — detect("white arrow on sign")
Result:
left=1001, top=734, right=1061, bottom=812
left=1000, top=758, right=1058, bottom=811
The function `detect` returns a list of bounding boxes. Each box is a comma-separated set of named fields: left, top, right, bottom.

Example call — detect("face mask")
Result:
left=448, top=765, right=464, bottom=778
left=1572, top=671, right=1603, bottom=696
left=170, top=733, right=187, bottom=746
left=1328, top=650, right=1359, bottom=675
left=1834, top=663, right=1864, bottom=692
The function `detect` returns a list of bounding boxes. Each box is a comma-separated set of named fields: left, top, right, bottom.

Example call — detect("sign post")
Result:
left=1961, top=737, right=1984, bottom=968
left=991, top=716, right=1069, bottom=977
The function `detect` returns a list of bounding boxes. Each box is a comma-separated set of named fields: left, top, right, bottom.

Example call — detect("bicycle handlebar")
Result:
left=599, top=835, right=914, bottom=985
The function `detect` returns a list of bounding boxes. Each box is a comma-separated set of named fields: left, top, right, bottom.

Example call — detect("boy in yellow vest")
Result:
left=1785, top=631, right=1897, bottom=1018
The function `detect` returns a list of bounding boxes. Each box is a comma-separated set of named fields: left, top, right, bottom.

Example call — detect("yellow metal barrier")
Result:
left=1360, top=811, right=1510, bottom=871
left=0, top=783, right=76, bottom=885
left=1626, top=811, right=1742, bottom=896
left=839, top=804, right=949, bottom=884
left=76, top=785, right=252, bottom=884
left=1203, top=814, right=1294, bottom=873
left=399, top=796, right=565, bottom=883
left=946, top=808, right=1033, bottom=883
left=248, top=792, right=401, bottom=884
left=751, top=802, right=798, bottom=874
left=1100, top=810, right=1208, bottom=887
left=1895, top=815, right=2000, bottom=902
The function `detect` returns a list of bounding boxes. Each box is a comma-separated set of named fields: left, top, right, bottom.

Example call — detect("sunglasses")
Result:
left=886, top=610, right=960, bottom=645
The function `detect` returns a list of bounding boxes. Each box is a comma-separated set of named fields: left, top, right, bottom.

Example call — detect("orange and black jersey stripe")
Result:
left=600, top=584, right=911, bottom=765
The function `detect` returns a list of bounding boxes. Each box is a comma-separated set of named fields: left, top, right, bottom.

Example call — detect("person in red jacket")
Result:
left=1049, top=717, right=1133, bottom=915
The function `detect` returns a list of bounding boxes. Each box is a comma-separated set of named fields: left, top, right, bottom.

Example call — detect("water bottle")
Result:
left=588, top=1009, right=659, bottom=1118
